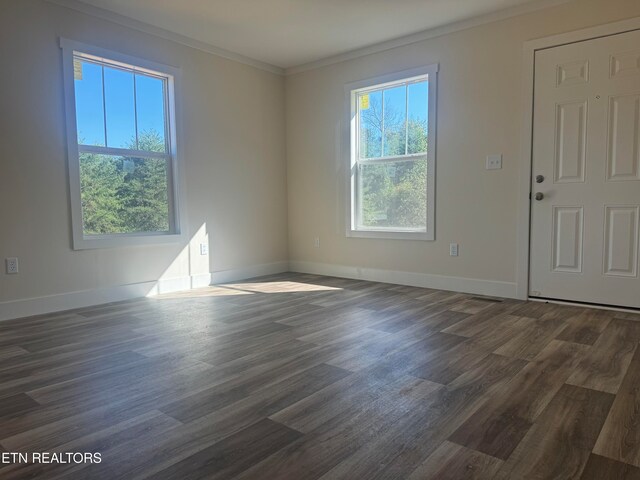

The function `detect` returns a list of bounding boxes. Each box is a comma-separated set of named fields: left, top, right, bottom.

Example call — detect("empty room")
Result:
left=1, top=0, right=640, bottom=478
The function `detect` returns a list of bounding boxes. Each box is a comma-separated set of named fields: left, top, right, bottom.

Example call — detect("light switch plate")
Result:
left=486, top=154, right=503, bottom=170
left=449, top=243, right=459, bottom=257
left=199, top=243, right=209, bottom=256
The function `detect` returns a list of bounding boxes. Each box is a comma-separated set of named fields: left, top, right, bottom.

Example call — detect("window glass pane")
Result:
left=135, top=74, right=167, bottom=153
left=74, top=59, right=105, bottom=146
left=358, top=90, right=382, bottom=158
left=407, top=81, right=428, bottom=154
left=79, top=152, right=169, bottom=235
left=382, top=85, right=407, bottom=157
left=359, top=159, right=426, bottom=230
left=104, top=67, right=136, bottom=149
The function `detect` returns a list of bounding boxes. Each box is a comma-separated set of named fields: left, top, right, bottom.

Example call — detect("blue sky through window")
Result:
left=74, top=59, right=167, bottom=151
left=408, top=81, right=428, bottom=125
left=358, top=79, right=428, bottom=158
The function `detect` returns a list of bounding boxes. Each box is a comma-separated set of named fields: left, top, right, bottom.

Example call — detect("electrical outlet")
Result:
left=486, top=154, right=503, bottom=170
left=449, top=243, right=459, bottom=257
left=5, top=257, right=19, bottom=274
left=314, top=237, right=320, bottom=248
left=199, top=243, right=209, bottom=256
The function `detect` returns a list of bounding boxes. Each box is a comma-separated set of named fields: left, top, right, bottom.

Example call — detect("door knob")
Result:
left=534, top=192, right=544, bottom=201
left=536, top=175, right=545, bottom=183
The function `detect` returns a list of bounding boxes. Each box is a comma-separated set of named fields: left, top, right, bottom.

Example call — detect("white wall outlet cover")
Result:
left=449, top=243, right=459, bottom=257
left=5, top=257, right=19, bottom=274
left=199, top=243, right=209, bottom=256
left=486, top=154, right=503, bottom=170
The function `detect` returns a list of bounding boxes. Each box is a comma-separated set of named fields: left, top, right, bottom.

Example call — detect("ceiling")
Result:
left=71, top=0, right=560, bottom=69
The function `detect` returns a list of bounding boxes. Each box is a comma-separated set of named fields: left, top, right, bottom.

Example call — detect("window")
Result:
left=347, top=65, right=438, bottom=240
left=61, top=39, right=184, bottom=249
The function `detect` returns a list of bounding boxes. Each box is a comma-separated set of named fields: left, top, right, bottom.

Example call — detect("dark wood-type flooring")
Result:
left=1, top=273, right=639, bottom=479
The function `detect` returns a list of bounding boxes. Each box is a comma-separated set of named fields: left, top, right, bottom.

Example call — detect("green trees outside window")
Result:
left=79, top=130, right=170, bottom=235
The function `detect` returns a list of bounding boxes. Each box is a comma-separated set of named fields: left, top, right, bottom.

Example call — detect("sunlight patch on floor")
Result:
left=221, top=281, right=342, bottom=294
left=152, top=281, right=342, bottom=299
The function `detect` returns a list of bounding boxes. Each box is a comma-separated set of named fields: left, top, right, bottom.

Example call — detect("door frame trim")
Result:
left=516, top=16, right=640, bottom=300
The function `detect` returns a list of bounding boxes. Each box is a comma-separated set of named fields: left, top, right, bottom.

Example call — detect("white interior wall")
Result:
left=1, top=0, right=639, bottom=320
left=0, top=0, right=288, bottom=318
left=285, top=0, right=640, bottom=297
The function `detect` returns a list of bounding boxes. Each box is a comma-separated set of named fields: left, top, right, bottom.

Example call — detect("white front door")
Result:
left=530, top=29, right=640, bottom=309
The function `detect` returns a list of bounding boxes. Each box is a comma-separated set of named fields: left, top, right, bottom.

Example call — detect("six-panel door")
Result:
left=530, top=29, right=640, bottom=308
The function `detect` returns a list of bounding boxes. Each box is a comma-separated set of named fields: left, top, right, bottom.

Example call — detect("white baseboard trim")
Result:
left=145, top=272, right=215, bottom=296
left=289, top=261, right=518, bottom=299
left=0, top=260, right=514, bottom=321
left=211, top=261, right=290, bottom=284
left=190, top=272, right=213, bottom=289
left=0, top=261, right=290, bottom=321
left=0, top=280, right=158, bottom=322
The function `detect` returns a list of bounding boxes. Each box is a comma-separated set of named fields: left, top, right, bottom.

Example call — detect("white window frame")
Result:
left=60, top=38, right=186, bottom=250
left=345, top=64, right=438, bottom=241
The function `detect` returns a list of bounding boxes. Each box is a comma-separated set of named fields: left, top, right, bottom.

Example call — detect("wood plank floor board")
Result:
left=615, top=312, right=640, bottom=321
left=493, top=316, right=567, bottom=361
left=0, top=411, right=180, bottom=480
left=0, top=393, right=40, bottom=418
left=151, top=418, right=303, bottom=480
left=406, top=441, right=503, bottom=480
left=494, top=384, right=614, bottom=479
left=594, top=346, right=640, bottom=467
left=580, top=454, right=640, bottom=480
left=316, top=354, right=527, bottom=480
left=81, top=375, right=438, bottom=480
left=269, top=362, right=435, bottom=433
left=0, top=346, right=29, bottom=361
left=323, top=328, right=421, bottom=372
left=409, top=340, right=491, bottom=385
left=0, top=334, right=165, bottom=377
left=448, top=340, right=589, bottom=460
left=448, top=298, right=496, bottom=315
left=159, top=363, right=351, bottom=424
left=441, top=307, right=522, bottom=338
left=26, top=353, right=216, bottom=407
left=509, top=301, right=579, bottom=319
left=84, top=365, right=361, bottom=479
left=0, top=353, right=151, bottom=401
left=0, top=274, right=637, bottom=479
left=233, top=377, right=441, bottom=480
left=556, top=309, right=614, bottom=345
left=567, top=318, right=640, bottom=394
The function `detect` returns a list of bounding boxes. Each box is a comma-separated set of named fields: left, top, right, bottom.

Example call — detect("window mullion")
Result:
left=358, top=153, right=425, bottom=165
left=133, top=74, right=139, bottom=150
left=101, top=65, right=108, bottom=147
left=78, top=144, right=170, bottom=160
left=381, top=90, right=385, bottom=157
left=163, top=78, right=170, bottom=153
left=404, top=84, right=409, bottom=156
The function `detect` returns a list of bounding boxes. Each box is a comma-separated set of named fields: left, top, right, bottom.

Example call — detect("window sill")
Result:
left=347, top=229, right=434, bottom=241
left=72, top=232, right=185, bottom=250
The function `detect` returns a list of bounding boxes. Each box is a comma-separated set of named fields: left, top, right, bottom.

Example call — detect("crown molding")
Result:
left=45, top=0, right=572, bottom=77
left=44, top=0, right=285, bottom=75
left=285, top=0, right=573, bottom=75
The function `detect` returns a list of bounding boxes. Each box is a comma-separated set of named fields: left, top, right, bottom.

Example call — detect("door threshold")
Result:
left=528, top=296, right=640, bottom=314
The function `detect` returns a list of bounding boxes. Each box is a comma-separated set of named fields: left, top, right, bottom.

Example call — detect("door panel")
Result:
left=552, top=206, right=584, bottom=273
left=530, top=29, right=640, bottom=308
left=604, top=206, right=639, bottom=277
left=606, top=94, right=640, bottom=181
left=554, top=101, right=587, bottom=183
